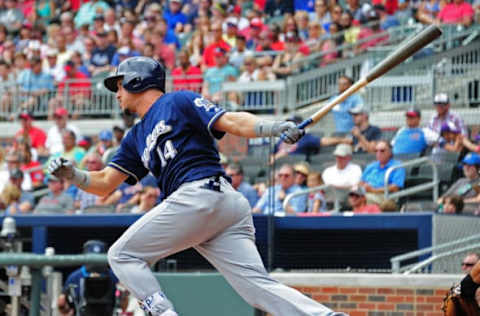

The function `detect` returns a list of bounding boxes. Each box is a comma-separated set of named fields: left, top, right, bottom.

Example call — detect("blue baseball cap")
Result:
left=83, top=240, right=106, bottom=254
left=462, top=152, right=480, bottom=166
left=99, top=130, right=113, bottom=141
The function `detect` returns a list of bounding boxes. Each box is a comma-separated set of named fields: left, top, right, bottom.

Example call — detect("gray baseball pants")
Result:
left=108, top=177, right=335, bottom=316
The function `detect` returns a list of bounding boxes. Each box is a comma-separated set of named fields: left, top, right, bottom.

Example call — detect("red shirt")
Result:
left=372, top=0, right=398, bottom=15
left=353, top=204, right=381, bottom=214
left=357, top=28, right=389, bottom=51
left=15, top=126, right=47, bottom=149
left=437, top=2, right=474, bottom=24
left=171, top=66, right=203, bottom=92
left=58, top=71, right=91, bottom=97
left=21, top=161, right=44, bottom=187
left=202, top=40, right=231, bottom=68
left=154, top=43, right=176, bottom=70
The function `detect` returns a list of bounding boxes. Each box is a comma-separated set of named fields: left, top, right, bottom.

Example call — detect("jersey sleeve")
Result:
left=177, top=91, right=226, bottom=140
left=108, top=129, right=149, bottom=185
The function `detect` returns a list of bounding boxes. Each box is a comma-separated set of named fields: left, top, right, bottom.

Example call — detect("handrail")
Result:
left=383, top=157, right=438, bottom=202
left=283, top=184, right=342, bottom=214
left=403, top=243, right=480, bottom=275
left=390, top=233, right=480, bottom=273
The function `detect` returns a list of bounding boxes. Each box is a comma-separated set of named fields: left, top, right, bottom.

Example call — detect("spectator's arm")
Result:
left=320, top=136, right=352, bottom=146
left=462, top=136, right=480, bottom=153
left=464, top=193, right=480, bottom=203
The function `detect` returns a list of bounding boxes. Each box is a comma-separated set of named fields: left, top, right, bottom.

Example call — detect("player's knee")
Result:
left=107, top=243, right=119, bottom=267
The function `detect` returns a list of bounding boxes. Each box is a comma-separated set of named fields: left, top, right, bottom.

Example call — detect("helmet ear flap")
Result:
left=123, top=72, right=143, bottom=92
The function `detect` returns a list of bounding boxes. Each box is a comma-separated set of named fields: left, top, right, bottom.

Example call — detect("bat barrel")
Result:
left=366, top=25, right=442, bottom=83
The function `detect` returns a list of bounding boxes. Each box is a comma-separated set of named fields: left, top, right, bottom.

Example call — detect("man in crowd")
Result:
left=202, top=22, right=231, bottom=70
left=17, top=56, right=55, bottom=110
left=74, top=153, right=106, bottom=212
left=391, top=107, right=438, bottom=155
left=437, top=152, right=480, bottom=213
left=462, top=253, right=480, bottom=274
left=428, top=93, right=467, bottom=136
left=46, top=107, right=82, bottom=155
left=253, top=164, right=307, bottom=215
left=359, top=140, right=406, bottom=206
left=225, top=163, right=258, bottom=207
left=347, top=185, right=381, bottom=213
left=322, top=104, right=381, bottom=153
left=34, top=175, right=74, bottom=214
left=202, top=47, right=238, bottom=103
left=330, top=75, right=364, bottom=134
left=322, top=144, right=362, bottom=189
left=15, top=109, right=48, bottom=157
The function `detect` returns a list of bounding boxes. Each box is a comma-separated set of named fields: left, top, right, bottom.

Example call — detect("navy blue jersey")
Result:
left=108, top=91, right=226, bottom=199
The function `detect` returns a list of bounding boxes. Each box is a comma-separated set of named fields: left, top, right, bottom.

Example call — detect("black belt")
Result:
left=200, top=175, right=223, bottom=192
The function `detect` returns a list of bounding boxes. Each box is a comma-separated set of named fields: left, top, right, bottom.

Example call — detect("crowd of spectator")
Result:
left=0, top=0, right=476, bottom=117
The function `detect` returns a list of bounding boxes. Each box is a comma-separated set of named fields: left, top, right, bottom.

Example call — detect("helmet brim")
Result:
left=104, top=75, right=124, bottom=92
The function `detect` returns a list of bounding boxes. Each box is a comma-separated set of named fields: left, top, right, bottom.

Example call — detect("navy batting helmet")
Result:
left=104, top=56, right=165, bottom=93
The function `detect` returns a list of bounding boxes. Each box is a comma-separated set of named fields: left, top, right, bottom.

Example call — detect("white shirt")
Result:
left=322, top=162, right=362, bottom=188
left=46, top=123, right=82, bottom=154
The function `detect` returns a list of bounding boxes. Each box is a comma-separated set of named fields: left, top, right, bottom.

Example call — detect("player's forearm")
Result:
left=77, top=169, right=125, bottom=197
left=215, top=112, right=263, bottom=138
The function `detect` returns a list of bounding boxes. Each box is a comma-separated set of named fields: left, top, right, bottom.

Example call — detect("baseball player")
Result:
left=48, top=56, right=347, bottom=316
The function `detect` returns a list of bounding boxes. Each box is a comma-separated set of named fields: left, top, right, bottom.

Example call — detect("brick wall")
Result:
left=270, top=272, right=460, bottom=316
left=291, top=285, right=447, bottom=316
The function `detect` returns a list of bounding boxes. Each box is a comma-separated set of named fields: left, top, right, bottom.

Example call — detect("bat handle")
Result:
left=279, top=118, right=313, bottom=141
left=297, top=118, right=313, bottom=130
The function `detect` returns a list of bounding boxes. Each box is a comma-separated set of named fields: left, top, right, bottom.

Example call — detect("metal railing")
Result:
left=1, top=24, right=479, bottom=119
left=283, top=184, right=343, bottom=213
left=384, top=157, right=439, bottom=202
left=390, top=233, right=480, bottom=274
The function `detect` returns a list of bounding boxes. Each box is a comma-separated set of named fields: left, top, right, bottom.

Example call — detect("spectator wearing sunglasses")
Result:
left=359, top=140, right=405, bottom=207
left=462, top=253, right=479, bottom=274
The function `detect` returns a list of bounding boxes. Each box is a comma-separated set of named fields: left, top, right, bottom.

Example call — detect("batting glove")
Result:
left=48, top=157, right=91, bottom=188
left=275, top=121, right=305, bottom=144
left=48, top=157, right=75, bottom=179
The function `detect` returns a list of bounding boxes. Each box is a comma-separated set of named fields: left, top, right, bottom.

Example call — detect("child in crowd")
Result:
left=442, top=195, right=464, bottom=214
left=307, top=172, right=326, bottom=213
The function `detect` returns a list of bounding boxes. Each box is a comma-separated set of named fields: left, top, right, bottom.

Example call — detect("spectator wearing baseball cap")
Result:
left=347, top=103, right=381, bottom=153
left=428, top=92, right=467, bottom=136
left=202, top=46, right=238, bottom=102
left=14, top=109, right=48, bottom=156
left=347, top=185, right=381, bottom=214
left=437, top=152, right=480, bottom=213
left=391, top=107, right=438, bottom=156
left=223, top=17, right=239, bottom=48
left=2, top=167, right=35, bottom=214
left=88, top=129, right=117, bottom=165
left=46, top=107, right=82, bottom=155
left=202, top=21, right=231, bottom=69
left=34, top=174, right=74, bottom=214
left=322, top=143, right=362, bottom=191
left=432, top=121, right=463, bottom=159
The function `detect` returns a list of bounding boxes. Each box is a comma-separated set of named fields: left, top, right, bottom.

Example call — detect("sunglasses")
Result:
left=462, top=262, right=475, bottom=267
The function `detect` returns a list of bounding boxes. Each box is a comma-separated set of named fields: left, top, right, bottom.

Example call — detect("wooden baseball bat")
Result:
left=297, top=25, right=442, bottom=130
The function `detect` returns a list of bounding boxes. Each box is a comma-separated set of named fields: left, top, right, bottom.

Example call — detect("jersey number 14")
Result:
left=156, top=140, right=177, bottom=167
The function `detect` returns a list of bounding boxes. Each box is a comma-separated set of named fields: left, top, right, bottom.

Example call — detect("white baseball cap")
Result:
left=334, top=144, right=352, bottom=157
left=434, top=93, right=449, bottom=104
